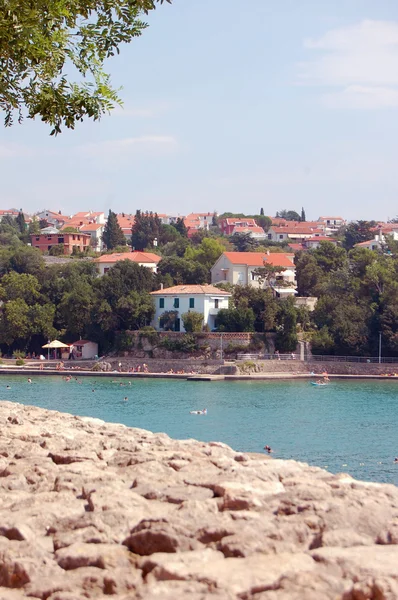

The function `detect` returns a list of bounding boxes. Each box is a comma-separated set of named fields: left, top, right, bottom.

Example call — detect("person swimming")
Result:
left=394, top=457, right=398, bottom=463
left=123, top=397, right=128, bottom=401
left=6, top=385, right=10, bottom=390
left=27, top=378, right=32, bottom=384
left=264, top=445, right=272, bottom=453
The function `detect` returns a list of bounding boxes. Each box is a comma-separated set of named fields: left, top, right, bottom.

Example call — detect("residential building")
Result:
left=157, top=214, right=180, bottom=225
left=71, top=340, right=98, bottom=359
left=30, top=229, right=91, bottom=254
left=93, top=251, right=161, bottom=275
left=184, top=212, right=216, bottom=236
left=317, top=216, right=346, bottom=235
left=354, top=236, right=384, bottom=251
left=303, top=236, right=338, bottom=250
left=231, top=225, right=266, bottom=239
left=267, top=225, right=324, bottom=243
left=79, top=223, right=105, bottom=252
left=72, top=211, right=105, bottom=224
left=0, top=209, right=20, bottom=220
left=211, top=252, right=297, bottom=297
left=35, top=210, right=71, bottom=229
left=219, top=217, right=258, bottom=236
left=150, top=284, right=231, bottom=332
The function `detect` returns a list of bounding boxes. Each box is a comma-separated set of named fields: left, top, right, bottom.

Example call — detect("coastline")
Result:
left=1, top=366, right=398, bottom=381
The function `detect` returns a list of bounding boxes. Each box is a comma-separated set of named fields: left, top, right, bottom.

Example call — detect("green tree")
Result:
left=216, top=307, right=255, bottom=332
left=131, top=210, right=161, bottom=250
left=115, top=291, right=154, bottom=329
left=229, top=232, right=257, bottom=252
left=28, top=217, right=41, bottom=236
left=294, top=252, right=324, bottom=297
left=260, top=208, right=264, bottom=216
left=181, top=311, right=204, bottom=332
left=15, top=211, right=26, bottom=234
left=275, top=298, right=298, bottom=352
left=0, top=272, right=41, bottom=304
left=57, top=280, right=95, bottom=338
left=184, top=237, right=225, bottom=270
left=276, top=210, right=301, bottom=221
left=157, top=257, right=209, bottom=285
left=102, top=210, right=126, bottom=250
left=341, top=221, right=377, bottom=250
left=0, top=0, right=171, bottom=134
left=301, top=207, right=306, bottom=222
left=173, top=217, right=188, bottom=237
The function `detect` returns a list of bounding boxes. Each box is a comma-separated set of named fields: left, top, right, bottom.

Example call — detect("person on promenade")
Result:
left=68, top=345, right=75, bottom=360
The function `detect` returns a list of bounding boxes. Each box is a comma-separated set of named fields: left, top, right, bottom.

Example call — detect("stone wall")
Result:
left=0, top=401, right=397, bottom=599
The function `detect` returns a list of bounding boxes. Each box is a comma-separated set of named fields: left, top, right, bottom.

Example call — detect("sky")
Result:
left=2, top=0, right=398, bottom=221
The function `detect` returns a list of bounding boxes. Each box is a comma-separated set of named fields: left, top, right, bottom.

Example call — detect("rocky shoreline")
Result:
left=0, top=401, right=397, bottom=599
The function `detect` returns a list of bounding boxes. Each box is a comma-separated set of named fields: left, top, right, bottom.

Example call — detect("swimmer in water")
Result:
left=27, top=378, right=32, bottom=384
left=123, top=397, right=128, bottom=401
left=394, top=457, right=398, bottom=463
left=264, top=445, right=272, bottom=454
left=6, top=385, right=10, bottom=390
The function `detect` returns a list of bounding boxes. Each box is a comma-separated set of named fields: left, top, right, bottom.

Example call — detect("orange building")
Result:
left=30, top=228, right=91, bottom=255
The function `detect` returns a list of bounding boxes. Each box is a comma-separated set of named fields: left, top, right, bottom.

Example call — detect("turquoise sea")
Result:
left=1, top=375, right=398, bottom=486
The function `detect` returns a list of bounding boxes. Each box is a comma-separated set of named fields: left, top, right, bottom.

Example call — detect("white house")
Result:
left=303, top=236, right=338, bottom=249
left=80, top=223, right=105, bottom=252
left=267, top=225, right=324, bottom=243
left=94, top=251, right=161, bottom=275
left=317, top=216, right=345, bottom=235
left=354, top=236, right=384, bottom=251
left=150, top=284, right=231, bottom=332
left=71, top=340, right=98, bottom=359
left=211, top=252, right=297, bottom=296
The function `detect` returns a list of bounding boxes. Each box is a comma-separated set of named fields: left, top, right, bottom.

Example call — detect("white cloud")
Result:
left=79, top=135, right=178, bottom=158
left=298, top=20, right=398, bottom=108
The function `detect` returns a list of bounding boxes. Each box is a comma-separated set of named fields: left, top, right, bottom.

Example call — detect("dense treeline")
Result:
left=0, top=212, right=394, bottom=357
left=295, top=240, right=398, bottom=356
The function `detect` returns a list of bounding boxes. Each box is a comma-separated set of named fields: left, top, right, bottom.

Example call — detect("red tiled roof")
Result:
left=151, top=285, right=230, bottom=296
left=233, top=226, right=265, bottom=234
left=355, top=240, right=378, bottom=247
left=94, top=251, right=161, bottom=264
left=80, top=223, right=104, bottom=232
left=222, top=252, right=295, bottom=268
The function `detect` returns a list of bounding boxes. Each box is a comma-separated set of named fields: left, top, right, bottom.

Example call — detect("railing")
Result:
left=255, top=354, right=398, bottom=363
left=237, top=353, right=260, bottom=360
left=309, top=355, right=398, bottom=364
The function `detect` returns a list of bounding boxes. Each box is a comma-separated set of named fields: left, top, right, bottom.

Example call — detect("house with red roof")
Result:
left=150, top=284, right=231, bottom=332
left=303, top=236, right=338, bottom=250
left=267, top=224, right=325, bottom=243
left=94, top=251, right=161, bottom=275
left=79, top=222, right=105, bottom=252
left=317, top=216, right=345, bottom=235
left=211, top=252, right=297, bottom=297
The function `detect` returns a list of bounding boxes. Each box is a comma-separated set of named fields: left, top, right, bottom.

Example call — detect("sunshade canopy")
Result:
left=42, top=340, right=69, bottom=349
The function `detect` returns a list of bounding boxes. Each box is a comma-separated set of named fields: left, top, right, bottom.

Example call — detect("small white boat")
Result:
left=190, top=409, right=207, bottom=415
left=310, top=381, right=328, bottom=387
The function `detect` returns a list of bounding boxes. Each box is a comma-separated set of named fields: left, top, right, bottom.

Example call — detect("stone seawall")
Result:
left=0, top=401, right=397, bottom=599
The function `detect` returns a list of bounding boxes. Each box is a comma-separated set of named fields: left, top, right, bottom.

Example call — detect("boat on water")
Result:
left=190, top=409, right=207, bottom=415
left=311, top=381, right=329, bottom=387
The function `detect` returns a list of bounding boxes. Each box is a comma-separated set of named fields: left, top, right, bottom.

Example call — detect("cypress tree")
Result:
left=301, top=207, right=306, bottom=222
left=102, top=210, right=126, bottom=250
left=16, top=211, right=26, bottom=233
left=260, top=207, right=264, bottom=216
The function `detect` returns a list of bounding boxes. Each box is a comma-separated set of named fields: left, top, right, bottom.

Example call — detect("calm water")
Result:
left=1, top=375, right=398, bottom=485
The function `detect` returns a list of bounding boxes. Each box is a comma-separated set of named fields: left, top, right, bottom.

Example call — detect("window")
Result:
left=35, top=236, right=40, bottom=241
left=47, top=235, right=52, bottom=240
left=268, top=234, right=272, bottom=240
left=58, top=237, right=64, bottom=244
left=73, top=235, right=75, bottom=240
left=215, top=299, right=219, bottom=309
left=159, top=298, right=164, bottom=309
left=279, top=234, right=284, bottom=239
left=189, top=298, right=195, bottom=308
left=48, top=245, right=52, bottom=250
left=174, top=298, right=179, bottom=308
left=104, top=268, right=109, bottom=273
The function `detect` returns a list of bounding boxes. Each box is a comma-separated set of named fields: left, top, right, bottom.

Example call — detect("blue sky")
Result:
left=2, top=0, right=398, bottom=220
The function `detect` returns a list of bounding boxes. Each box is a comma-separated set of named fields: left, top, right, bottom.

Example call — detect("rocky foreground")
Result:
left=0, top=404, right=397, bottom=599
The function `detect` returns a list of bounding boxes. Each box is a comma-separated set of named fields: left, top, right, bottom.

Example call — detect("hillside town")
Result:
left=0, top=206, right=397, bottom=360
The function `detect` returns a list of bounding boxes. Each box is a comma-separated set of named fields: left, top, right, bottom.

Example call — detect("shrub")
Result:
left=14, top=351, right=25, bottom=359
left=181, top=311, right=204, bottom=333
left=139, top=326, right=158, bottom=344
left=115, top=332, right=134, bottom=351
left=16, top=359, right=25, bottom=366
left=159, top=334, right=198, bottom=353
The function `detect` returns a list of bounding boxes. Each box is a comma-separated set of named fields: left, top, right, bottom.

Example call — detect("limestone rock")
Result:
left=0, top=400, right=396, bottom=599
